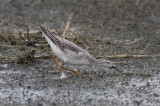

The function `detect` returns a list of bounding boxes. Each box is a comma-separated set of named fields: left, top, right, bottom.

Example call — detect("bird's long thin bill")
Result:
left=110, top=66, right=121, bottom=72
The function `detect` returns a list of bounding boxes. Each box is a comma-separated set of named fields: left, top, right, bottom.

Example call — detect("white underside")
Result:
left=42, top=32, right=90, bottom=65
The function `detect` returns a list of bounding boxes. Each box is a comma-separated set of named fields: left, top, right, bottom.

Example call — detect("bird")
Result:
left=39, top=25, right=121, bottom=74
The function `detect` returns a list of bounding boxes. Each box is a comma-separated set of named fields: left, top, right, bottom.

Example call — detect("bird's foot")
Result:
left=56, top=68, right=62, bottom=73
left=60, top=71, right=68, bottom=79
left=69, top=69, right=82, bottom=74
left=60, top=64, right=81, bottom=74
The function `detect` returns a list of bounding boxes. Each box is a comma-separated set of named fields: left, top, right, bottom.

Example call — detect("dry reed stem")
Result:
left=97, top=54, right=160, bottom=59
left=135, top=0, right=140, bottom=5
left=26, top=25, right=30, bottom=41
left=0, top=44, right=19, bottom=48
left=1, top=53, right=159, bottom=65
left=0, top=27, right=8, bottom=41
left=111, top=62, right=128, bottom=64
left=33, top=53, right=160, bottom=62
left=23, top=31, right=40, bottom=35
left=34, top=55, right=52, bottom=59
left=62, top=13, right=74, bottom=38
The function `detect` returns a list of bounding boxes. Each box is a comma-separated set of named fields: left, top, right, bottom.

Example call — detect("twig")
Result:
left=104, top=72, right=152, bottom=77
left=26, top=25, right=30, bottom=41
left=28, top=67, right=37, bottom=71
left=37, top=41, right=47, bottom=43
left=122, top=72, right=152, bottom=77
left=111, top=62, right=128, bottom=64
left=0, top=44, right=19, bottom=48
left=34, top=53, right=160, bottom=61
left=0, top=27, right=8, bottom=41
left=23, top=30, right=40, bottom=35
left=135, top=0, right=140, bottom=5
left=0, top=56, right=15, bottom=61
left=2, top=54, right=160, bottom=62
left=35, top=54, right=160, bottom=60
left=34, top=55, right=52, bottom=59
left=62, top=13, right=74, bottom=38
left=97, top=54, right=160, bottom=59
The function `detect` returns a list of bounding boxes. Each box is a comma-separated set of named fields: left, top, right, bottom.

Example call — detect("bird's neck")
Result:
left=92, top=59, right=104, bottom=65
left=92, top=58, right=111, bottom=67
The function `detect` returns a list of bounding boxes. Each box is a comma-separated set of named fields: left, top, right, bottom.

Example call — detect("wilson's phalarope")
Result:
left=39, top=25, right=120, bottom=74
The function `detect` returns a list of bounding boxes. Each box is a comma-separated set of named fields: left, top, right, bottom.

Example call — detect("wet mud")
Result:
left=0, top=0, right=160, bottom=106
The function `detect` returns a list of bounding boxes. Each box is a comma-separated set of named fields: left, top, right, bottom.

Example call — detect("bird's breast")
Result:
left=42, top=33, right=66, bottom=61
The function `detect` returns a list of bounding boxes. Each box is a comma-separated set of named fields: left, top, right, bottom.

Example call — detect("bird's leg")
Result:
left=60, top=63, right=81, bottom=74
left=51, top=55, right=62, bottom=73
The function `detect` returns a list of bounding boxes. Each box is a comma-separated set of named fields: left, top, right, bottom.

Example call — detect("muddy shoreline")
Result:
left=0, top=0, right=160, bottom=106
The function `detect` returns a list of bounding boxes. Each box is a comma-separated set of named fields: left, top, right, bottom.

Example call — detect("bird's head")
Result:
left=96, top=58, right=121, bottom=72
left=96, top=58, right=112, bottom=66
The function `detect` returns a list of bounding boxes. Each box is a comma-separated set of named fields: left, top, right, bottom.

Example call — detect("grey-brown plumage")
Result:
left=39, top=25, right=120, bottom=72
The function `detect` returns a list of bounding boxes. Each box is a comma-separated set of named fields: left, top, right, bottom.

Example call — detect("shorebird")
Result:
left=39, top=25, right=120, bottom=74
